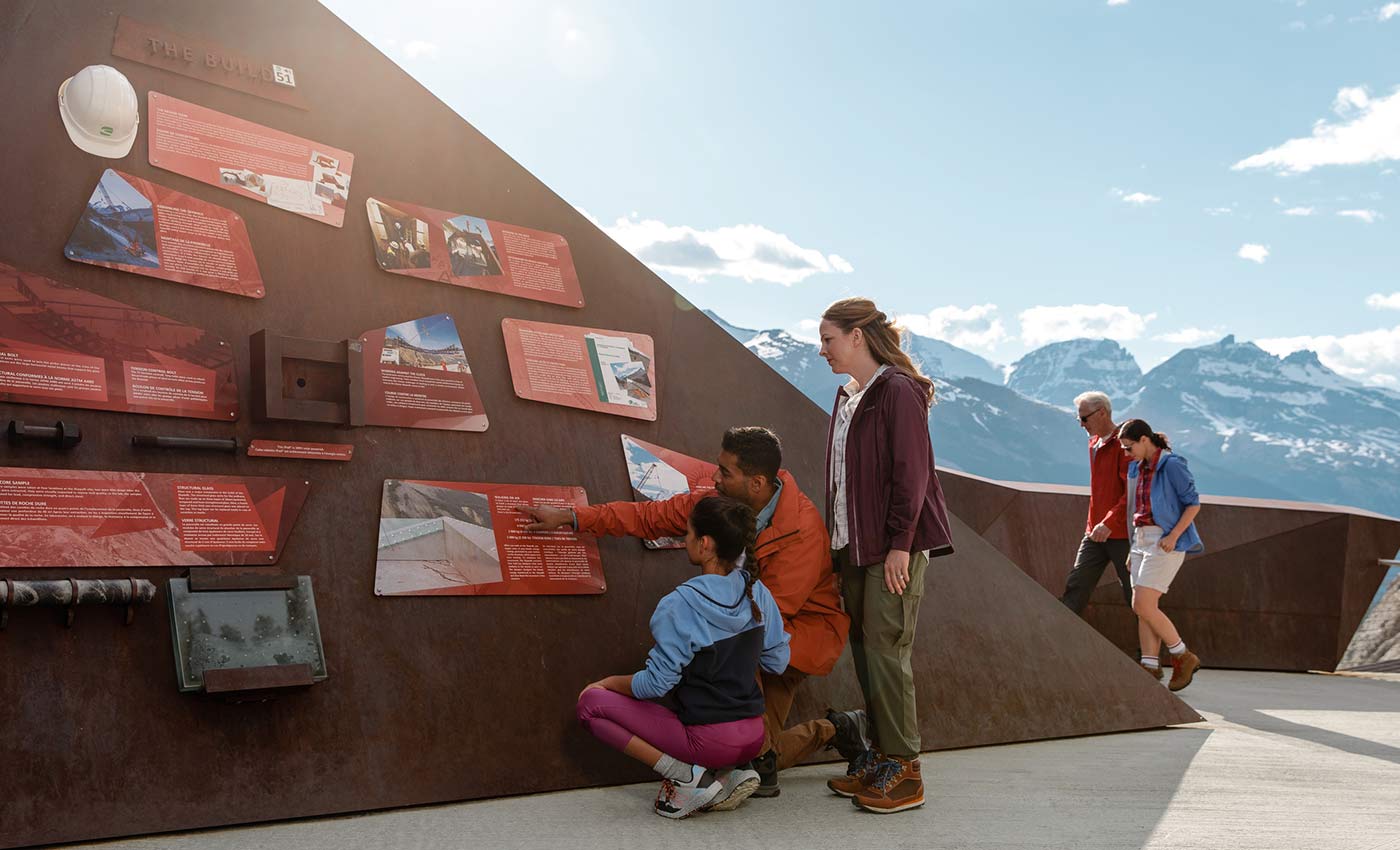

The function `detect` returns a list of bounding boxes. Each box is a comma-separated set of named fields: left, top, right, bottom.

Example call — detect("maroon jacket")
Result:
left=824, top=368, right=955, bottom=567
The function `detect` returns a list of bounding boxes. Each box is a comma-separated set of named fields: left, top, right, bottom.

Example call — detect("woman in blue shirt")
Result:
left=575, top=495, right=790, bottom=819
left=1119, top=418, right=1203, bottom=691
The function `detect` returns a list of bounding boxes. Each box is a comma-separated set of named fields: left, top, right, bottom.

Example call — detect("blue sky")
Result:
left=323, top=0, right=1400, bottom=383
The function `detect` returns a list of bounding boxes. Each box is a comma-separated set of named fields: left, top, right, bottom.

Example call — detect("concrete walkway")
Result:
left=85, top=671, right=1400, bottom=850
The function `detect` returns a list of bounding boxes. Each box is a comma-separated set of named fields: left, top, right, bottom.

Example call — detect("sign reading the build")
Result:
left=0, top=263, right=238, bottom=420
left=0, top=467, right=309, bottom=566
left=359, top=314, right=487, bottom=432
left=112, top=17, right=308, bottom=109
left=374, top=480, right=604, bottom=596
left=502, top=319, right=657, bottom=421
left=148, top=93, right=353, bottom=227
left=621, top=435, right=718, bottom=549
left=365, top=197, right=583, bottom=307
left=66, top=170, right=264, bottom=298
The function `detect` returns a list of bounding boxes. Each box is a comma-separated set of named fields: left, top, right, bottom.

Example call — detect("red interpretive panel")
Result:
left=621, top=435, right=718, bottom=549
left=501, top=318, right=657, bottom=421
left=365, top=197, right=583, bottom=307
left=0, top=263, right=238, bottom=420
left=248, top=440, right=354, bottom=461
left=358, top=314, right=487, bottom=432
left=374, top=480, right=604, bottom=596
left=148, top=92, right=354, bottom=227
left=66, top=170, right=264, bottom=298
left=0, top=467, right=309, bottom=566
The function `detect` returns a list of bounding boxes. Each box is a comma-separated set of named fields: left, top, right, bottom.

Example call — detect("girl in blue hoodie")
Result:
left=576, top=495, right=790, bottom=819
left=1119, top=419, right=1204, bottom=692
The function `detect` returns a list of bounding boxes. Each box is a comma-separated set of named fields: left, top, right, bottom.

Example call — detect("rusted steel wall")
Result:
left=0, top=3, right=1196, bottom=847
left=940, top=472, right=1400, bottom=672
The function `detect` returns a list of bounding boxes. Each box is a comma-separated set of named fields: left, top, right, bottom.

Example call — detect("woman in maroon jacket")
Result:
left=817, top=297, right=954, bottom=815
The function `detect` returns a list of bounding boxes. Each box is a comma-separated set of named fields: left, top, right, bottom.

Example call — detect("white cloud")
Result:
left=1366, top=292, right=1400, bottom=310
left=1338, top=208, right=1381, bottom=223
left=1112, top=188, right=1161, bottom=205
left=1286, top=19, right=1306, bottom=31
left=1156, top=327, right=1226, bottom=345
left=1204, top=206, right=1234, bottom=215
left=595, top=214, right=853, bottom=286
left=1238, top=243, right=1270, bottom=263
left=1381, top=3, right=1400, bottom=21
left=1282, top=206, right=1315, bottom=216
left=1017, top=304, right=1156, bottom=347
left=1257, top=327, right=1400, bottom=386
left=1233, top=85, right=1400, bottom=173
left=898, top=304, right=1007, bottom=352
left=402, top=40, right=440, bottom=59
left=1107, top=0, right=1129, bottom=5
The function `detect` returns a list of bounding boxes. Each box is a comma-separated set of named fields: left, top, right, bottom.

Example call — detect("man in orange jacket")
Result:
left=521, top=426, right=863, bottom=797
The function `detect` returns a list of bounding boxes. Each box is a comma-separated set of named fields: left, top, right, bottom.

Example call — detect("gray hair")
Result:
left=1073, top=391, right=1112, bottom=416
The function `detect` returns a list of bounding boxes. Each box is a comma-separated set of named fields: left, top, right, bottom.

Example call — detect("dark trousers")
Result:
left=1060, top=536, right=1132, bottom=615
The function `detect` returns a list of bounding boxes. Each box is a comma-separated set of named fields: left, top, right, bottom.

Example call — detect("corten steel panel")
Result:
left=939, top=472, right=1400, bottom=672
left=0, top=2, right=1195, bottom=847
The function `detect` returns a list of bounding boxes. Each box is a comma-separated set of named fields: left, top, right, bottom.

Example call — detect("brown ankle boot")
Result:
left=827, top=749, right=881, bottom=798
left=853, top=756, right=924, bottom=814
left=1168, top=650, right=1201, bottom=692
left=1141, top=662, right=1164, bottom=680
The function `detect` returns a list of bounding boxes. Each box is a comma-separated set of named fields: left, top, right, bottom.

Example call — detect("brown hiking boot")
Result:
left=1141, top=662, right=1163, bottom=680
left=1168, top=650, right=1201, bottom=691
left=827, top=748, right=881, bottom=798
left=853, top=756, right=924, bottom=814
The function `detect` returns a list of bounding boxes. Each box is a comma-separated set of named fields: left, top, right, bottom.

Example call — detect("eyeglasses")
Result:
left=1078, top=408, right=1103, bottom=424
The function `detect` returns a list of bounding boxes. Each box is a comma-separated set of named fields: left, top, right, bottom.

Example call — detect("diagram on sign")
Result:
left=147, top=92, right=354, bottom=227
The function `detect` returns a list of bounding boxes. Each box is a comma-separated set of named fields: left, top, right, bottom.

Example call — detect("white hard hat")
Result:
left=58, top=65, right=139, bottom=158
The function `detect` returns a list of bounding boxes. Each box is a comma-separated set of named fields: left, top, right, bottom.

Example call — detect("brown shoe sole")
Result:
left=827, top=779, right=864, bottom=798
left=855, top=794, right=925, bottom=813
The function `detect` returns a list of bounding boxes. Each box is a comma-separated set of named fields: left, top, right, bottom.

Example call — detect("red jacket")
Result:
left=1086, top=432, right=1130, bottom=539
left=576, top=470, right=850, bottom=677
left=825, top=369, right=955, bottom=567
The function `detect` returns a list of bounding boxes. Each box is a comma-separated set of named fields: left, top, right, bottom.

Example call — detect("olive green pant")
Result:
left=835, top=546, right=929, bottom=759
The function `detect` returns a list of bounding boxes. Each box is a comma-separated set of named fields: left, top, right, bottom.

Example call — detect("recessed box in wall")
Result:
left=250, top=330, right=365, bottom=425
left=167, top=574, right=328, bottom=695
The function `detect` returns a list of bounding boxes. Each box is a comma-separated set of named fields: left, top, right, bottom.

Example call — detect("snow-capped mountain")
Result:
left=1007, top=338, right=1143, bottom=412
left=1125, top=336, right=1400, bottom=512
left=709, top=313, right=1400, bottom=519
left=711, top=316, right=1086, bottom=485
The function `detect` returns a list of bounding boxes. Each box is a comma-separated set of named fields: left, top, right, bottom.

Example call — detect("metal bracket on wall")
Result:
left=249, top=330, right=365, bottom=425
left=0, top=578, right=157, bottom=629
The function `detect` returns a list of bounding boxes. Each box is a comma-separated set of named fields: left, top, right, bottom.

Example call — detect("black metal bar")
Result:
left=130, top=434, right=239, bottom=452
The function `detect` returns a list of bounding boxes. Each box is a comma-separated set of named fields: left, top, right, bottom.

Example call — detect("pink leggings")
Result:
left=576, top=687, right=765, bottom=769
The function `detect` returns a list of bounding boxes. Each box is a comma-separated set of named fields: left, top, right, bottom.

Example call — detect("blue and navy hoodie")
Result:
left=630, top=569, right=790, bottom=725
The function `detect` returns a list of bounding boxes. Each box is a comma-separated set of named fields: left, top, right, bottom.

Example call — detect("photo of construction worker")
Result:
left=443, top=213, right=504, bottom=277
left=367, top=198, right=432, bottom=270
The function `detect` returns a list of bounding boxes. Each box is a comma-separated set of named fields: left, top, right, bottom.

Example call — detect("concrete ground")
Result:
left=83, top=671, right=1400, bottom=850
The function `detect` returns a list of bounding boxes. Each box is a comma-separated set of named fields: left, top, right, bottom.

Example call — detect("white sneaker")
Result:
left=653, top=764, right=722, bottom=819
left=703, top=768, right=760, bottom=812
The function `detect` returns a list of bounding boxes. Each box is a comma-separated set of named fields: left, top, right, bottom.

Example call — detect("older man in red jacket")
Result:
left=520, top=426, right=862, bottom=798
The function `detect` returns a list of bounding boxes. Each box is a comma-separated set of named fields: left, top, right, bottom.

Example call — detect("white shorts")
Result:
left=1129, top=525, right=1186, bottom=594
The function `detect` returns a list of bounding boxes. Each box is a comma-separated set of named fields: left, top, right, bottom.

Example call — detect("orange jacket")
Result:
left=576, top=470, right=850, bottom=676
